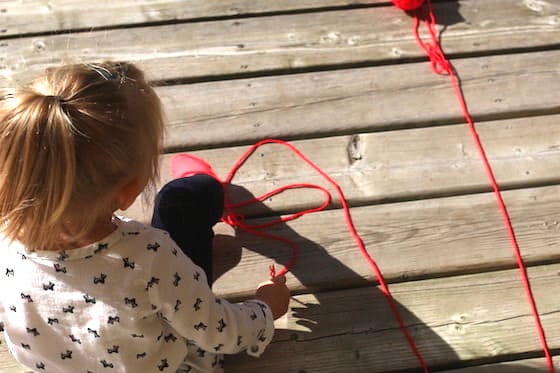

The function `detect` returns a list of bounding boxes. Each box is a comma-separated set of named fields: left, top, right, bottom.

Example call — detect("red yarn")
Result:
left=221, top=139, right=427, bottom=370
left=214, top=2, right=553, bottom=373
left=392, top=0, right=425, bottom=11
left=408, top=1, right=554, bottom=372
left=221, top=140, right=332, bottom=277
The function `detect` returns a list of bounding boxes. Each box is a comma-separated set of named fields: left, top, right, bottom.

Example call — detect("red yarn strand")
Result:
left=411, top=1, right=554, bottom=372
left=221, top=139, right=429, bottom=371
left=218, top=2, right=553, bottom=372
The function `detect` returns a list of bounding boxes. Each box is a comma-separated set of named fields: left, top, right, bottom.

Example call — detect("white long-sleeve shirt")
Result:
left=0, top=217, right=274, bottom=372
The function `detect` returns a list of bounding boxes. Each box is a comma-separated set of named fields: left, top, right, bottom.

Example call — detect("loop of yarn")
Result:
left=221, top=140, right=333, bottom=279
left=392, top=0, right=425, bottom=11
left=221, top=139, right=427, bottom=370
left=217, top=1, right=554, bottom=373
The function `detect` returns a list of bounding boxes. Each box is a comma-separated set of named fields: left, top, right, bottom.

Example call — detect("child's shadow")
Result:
left=217, top=184, right=547, bottom=372
left=216, top=184, right=455, bottom=372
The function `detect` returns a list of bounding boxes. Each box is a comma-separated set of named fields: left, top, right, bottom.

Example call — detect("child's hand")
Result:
left=255, top=275, right=290, bottom=320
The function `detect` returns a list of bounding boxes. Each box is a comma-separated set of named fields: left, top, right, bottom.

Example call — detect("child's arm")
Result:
left=147, top=235, right=287, bottom=357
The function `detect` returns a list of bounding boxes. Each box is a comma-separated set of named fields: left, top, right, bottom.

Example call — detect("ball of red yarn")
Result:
left=392, top=0, right=425, bottom=10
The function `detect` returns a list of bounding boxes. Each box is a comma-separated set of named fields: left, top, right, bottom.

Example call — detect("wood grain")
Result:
left=1, top=0, right=559, bottom=371
left=1, top=0, right=559, bottom=87
left=0, top=0, right=386, bottom=37
left=125, top=114, right=560, bottom=222
left=152, top=50, right=560, bottom=151
left=207, top=185, right=560, bottom=299
left=440, top=356, right=560, bottom=372
left=0, top=333, right=27, bottom=372
left=226, top=263, right=560, bottom=372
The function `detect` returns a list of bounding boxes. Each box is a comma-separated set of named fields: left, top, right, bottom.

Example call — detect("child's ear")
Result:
left=115, top=178, right=142, bottom=211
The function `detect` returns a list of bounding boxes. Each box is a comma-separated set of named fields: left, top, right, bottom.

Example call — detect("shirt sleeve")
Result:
left=147, top=235, right=274, bottom=357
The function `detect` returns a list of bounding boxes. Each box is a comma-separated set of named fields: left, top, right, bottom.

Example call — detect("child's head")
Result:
left=0, top=62, right=164, bottom=250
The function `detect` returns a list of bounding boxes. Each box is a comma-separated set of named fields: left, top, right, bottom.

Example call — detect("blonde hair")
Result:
left=0, top=62, right=164, bottom=250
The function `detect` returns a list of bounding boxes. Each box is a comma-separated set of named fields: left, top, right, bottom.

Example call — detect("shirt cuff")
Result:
left=244, top=300, right=275, bottom=357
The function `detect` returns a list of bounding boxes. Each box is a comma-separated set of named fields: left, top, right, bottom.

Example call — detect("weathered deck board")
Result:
left=209, top=185, right=560, bottom=299
left=154, top=50, right=560, bottom=151
left=0, top=333, right=26, bottom=372
left=1, top=0, right=559, bottom=88
left=0, top=0, right=386, bottom=37
left=226, top=263, right=560, bottom=372
left=441, top=356, right=560, bottom=373
left=2, top=0, right=560, bottom=371
left=126, top=113, right=560, bottom=222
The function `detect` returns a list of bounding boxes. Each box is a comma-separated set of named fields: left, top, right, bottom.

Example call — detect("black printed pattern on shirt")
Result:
left=93, top=273, right=107, bottom=284
left=145, top=277, right=159, bottom=290
left=94, top=243, right=108, bottom=254
left=158, top=358, right=169, bottom=371
left=54, top=263, right=67, bottom=273
left=100, top=359, right=114, bottom=368
left=146, top=242, right=160, bottom=252
left=0, top=220, right=273, bottom=372
left=107, top=345, right=119, bottom=354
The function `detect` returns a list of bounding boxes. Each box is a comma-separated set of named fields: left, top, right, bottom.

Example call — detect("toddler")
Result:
left=0, top=62, right=290, bottom=372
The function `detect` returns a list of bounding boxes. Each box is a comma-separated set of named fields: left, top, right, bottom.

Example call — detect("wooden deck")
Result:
left=2, top=0, right=560, bottom=371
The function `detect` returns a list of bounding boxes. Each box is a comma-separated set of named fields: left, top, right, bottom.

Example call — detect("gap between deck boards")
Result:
left=154, top=50, right=560, bottom=152
left=125, top=113, right=560, bottom=223
left=1, top=0, right=559, bottom=88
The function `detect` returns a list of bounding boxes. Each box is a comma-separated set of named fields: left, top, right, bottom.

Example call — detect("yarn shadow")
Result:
left=405, top=0, right=463, bottom=27
left=218, top=184, right=458, bottom=372
left=403, top=0, right=465, bottom=46
left=218, top=184, right=549, bottom=372
left=431, top=0, right=464, bottom=28
left=430, top=0, right=464, bottom=45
